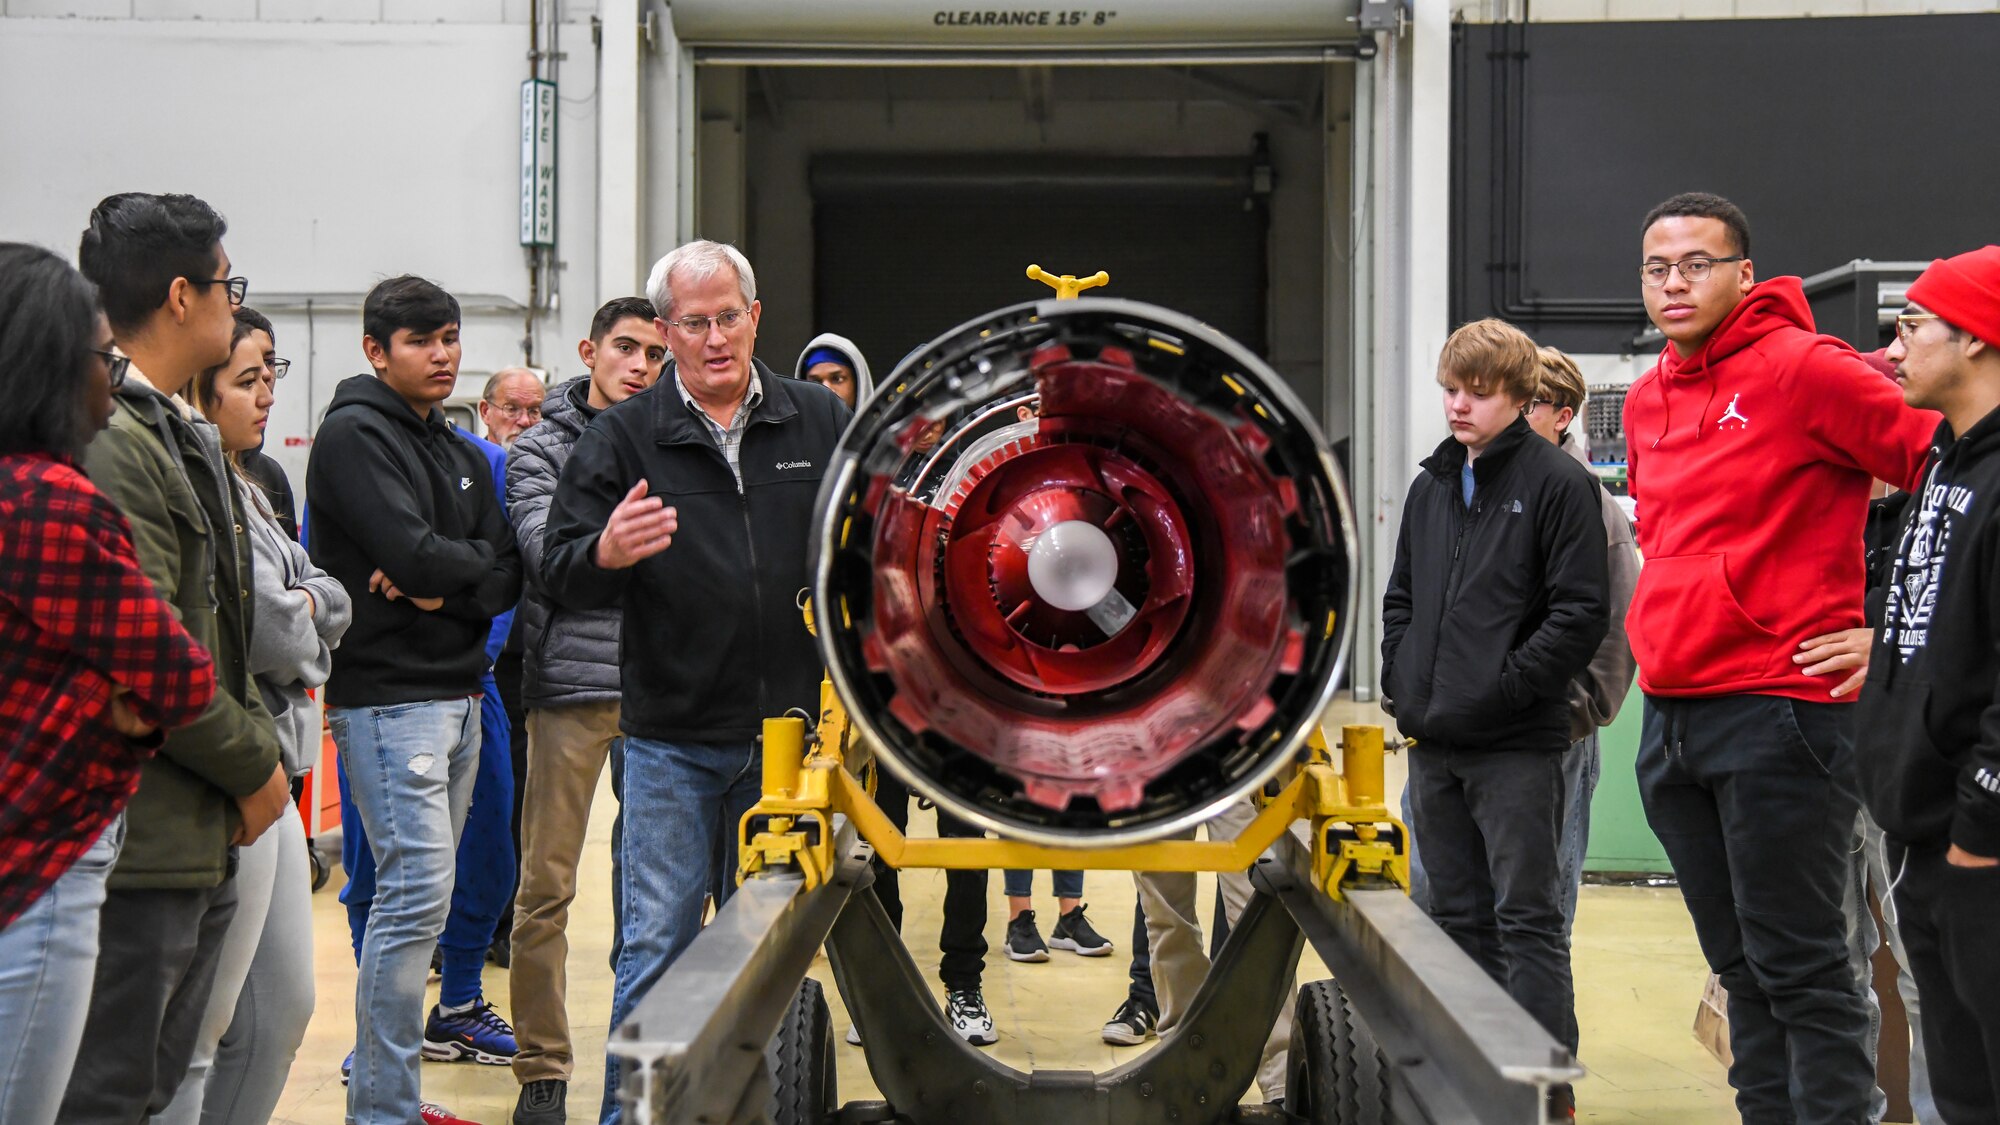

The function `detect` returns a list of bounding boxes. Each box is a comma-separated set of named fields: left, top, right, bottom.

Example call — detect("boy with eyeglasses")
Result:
left=1855, top=246, right=2000, bottom=1123
left=1622, top=192, right=1938, bottom=1125
left=60, top=193, right=290, bottom=1124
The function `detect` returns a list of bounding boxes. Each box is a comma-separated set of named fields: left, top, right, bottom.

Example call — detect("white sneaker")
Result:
left=946, top=988, right=998, bottom=1046
left=845, top=1023, right=862, bottom=1046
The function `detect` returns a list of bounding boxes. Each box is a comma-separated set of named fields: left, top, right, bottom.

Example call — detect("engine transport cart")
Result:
left=608, top=271, right=1583, bottom=1125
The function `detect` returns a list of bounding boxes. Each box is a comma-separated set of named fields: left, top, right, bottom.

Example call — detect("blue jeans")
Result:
left=331, top=698, right=480, bottom=1125
left=1557, top=733, right=1599, bottom=939
left=339, top=674, right=516, bottom=1008
left=0, top=814, right=122, bottom=1125
left=601, top=737, right=762, bottom=1125
left=1003, top=869, right=1083, bottom=899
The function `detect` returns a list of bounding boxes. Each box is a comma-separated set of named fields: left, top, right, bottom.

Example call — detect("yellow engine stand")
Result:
left=739, top=674, right=1409, bottom=903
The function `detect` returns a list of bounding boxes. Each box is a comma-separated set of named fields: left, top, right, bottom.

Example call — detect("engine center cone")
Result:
left=812, top=297, right=1354, bottom=846
left=1025, top=520, right=1119, bottom=613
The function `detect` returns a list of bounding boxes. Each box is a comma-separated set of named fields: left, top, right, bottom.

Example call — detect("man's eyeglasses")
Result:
left=189, top=276, right=250, bottom=307
left=493, top=403, right=542, bottom=422
left=664, top=308, right=752, bottom=336
left=1527, top=398, right=1554, bottom=412
left=268, top=357, right=291, bottom=380
left=93, top=349, right=131, bottom=388
left=1896, top=313, right=1941, bottom=341
left=1639, top=256, right=1745, bottom=288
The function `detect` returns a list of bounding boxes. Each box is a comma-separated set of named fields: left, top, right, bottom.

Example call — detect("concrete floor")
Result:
left=275, top=710, right=1739, bottom=1123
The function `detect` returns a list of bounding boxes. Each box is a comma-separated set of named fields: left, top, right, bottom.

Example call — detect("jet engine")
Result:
left=812, top=297, right=1355, bottom=846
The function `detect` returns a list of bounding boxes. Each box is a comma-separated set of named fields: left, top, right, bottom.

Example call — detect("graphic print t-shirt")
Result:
left=1884, top=461, right=1974, bottom=663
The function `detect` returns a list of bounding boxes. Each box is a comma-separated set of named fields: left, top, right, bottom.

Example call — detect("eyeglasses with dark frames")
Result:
left=1639, top=256, right=1745, bottom=288
left=268, top=357, right=292, bottom=380
left=665, top=308, right=752, bottom=336
left=189, top=276, right=250, bottom=307
left=93, top=349, right=131, bottom=388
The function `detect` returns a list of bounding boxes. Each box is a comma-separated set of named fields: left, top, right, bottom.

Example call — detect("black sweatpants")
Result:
left=1407, top=742, right=1576, bottom=1053
left=866, top=769, right=989, bottom=993
left=1639, top=694, right=1871, bottom=1125
left=59, top=878, right=239, bottom=1123
left=1127, top=894, right=1156, bottom=1011
left=1889, top=841, right=2000, bottom=1123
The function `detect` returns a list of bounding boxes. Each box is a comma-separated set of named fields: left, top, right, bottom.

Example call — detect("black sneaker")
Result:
left=945, top=988, right=998, bottom=1045
left=1100, top=996, right=1158, bottom=1045
left=1049, top=903, right=1113, bottom=956
left=488, top=934, right=511, bottom=969
left=514, top=1078, right=567, bottom=1125
left=1005, top=910, right=1050, bottom=963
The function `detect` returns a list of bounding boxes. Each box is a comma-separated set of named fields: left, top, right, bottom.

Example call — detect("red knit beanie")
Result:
left=1908, top=245, right=2000, bottom=349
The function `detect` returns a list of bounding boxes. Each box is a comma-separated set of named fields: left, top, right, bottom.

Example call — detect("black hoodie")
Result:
left=1381, top=416, right=1610, bottom=753
left=306, top=374, right=522, bottom=707
left=1857, top=413, right=2000, bottom=855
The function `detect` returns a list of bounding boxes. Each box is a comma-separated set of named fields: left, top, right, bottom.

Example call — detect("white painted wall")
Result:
left=0, top=8, right=600, bottom=491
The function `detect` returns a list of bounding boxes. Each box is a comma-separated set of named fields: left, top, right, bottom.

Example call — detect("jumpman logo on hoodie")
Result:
left=1718, top=394, right=1749, bottom=429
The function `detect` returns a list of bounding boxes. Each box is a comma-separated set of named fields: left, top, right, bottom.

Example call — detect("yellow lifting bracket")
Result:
left=1307, top=724, right=1412, bottom=901
left=740, top=690, right=1411, bottom=900
left=1025, top=263, right=1110, bottom=300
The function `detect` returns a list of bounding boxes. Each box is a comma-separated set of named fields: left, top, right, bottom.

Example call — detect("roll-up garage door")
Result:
left=810, top=155, right=1268, bottom=374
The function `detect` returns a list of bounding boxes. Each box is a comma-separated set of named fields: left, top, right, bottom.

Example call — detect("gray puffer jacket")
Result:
left=507, top=376, right=621, bottom=705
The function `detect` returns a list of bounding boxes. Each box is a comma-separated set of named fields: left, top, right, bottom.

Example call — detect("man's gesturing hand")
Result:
left=593, top=479, right=678, bottom=570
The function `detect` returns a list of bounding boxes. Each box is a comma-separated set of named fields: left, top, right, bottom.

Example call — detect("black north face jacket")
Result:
left=1381, top=417, right=1610, bottom=753
left=540, top=362, right=850, bottom=742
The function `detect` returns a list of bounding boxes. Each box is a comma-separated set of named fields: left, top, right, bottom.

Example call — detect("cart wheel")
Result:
left=308, top=846, right=330, bottom=892
left=766, top=978, right=836, bottom=1125
left=1288, top=980, right=1395, bottom=1125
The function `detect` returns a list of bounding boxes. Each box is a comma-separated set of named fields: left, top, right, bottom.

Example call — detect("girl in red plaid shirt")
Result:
left=0, top=244, right=214, bottom=1125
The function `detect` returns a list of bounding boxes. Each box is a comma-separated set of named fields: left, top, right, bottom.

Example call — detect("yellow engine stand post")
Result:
left=1026, top=263, right=1109, bottom=300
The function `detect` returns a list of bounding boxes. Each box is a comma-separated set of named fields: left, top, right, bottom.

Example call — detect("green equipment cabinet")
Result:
left=1584, top=683, right=1673, bottom=876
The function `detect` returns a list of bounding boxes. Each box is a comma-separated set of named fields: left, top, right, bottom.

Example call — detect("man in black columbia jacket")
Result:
left=1856, top=245, right=2000, bottom=1123
left=538, top=242, right=849, bottom=1124
left=1381, top=319, right=1607, bottom=1090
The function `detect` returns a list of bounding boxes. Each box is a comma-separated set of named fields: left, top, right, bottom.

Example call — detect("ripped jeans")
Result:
left=329, top=698, right=480, bottom=1125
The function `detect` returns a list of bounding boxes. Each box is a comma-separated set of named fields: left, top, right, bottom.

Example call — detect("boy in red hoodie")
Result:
left=1623, top=193, right=1936, bottom=1125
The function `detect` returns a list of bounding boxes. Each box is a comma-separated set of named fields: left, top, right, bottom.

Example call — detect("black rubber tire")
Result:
left=766, top=978, right=837, bottom=1125
left=1287, top=979, right=1395, bottom=1125
left=308, top=846, right=330, bottom=892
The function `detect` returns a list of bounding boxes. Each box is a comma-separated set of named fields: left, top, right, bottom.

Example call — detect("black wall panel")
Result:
left=812, top=155, right=1269, bottom=381
left=1451, top=14, right=2000, bottom=355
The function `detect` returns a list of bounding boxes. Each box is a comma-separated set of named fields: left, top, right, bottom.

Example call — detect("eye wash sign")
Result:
left=520, top=78, right=557, bottom=247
